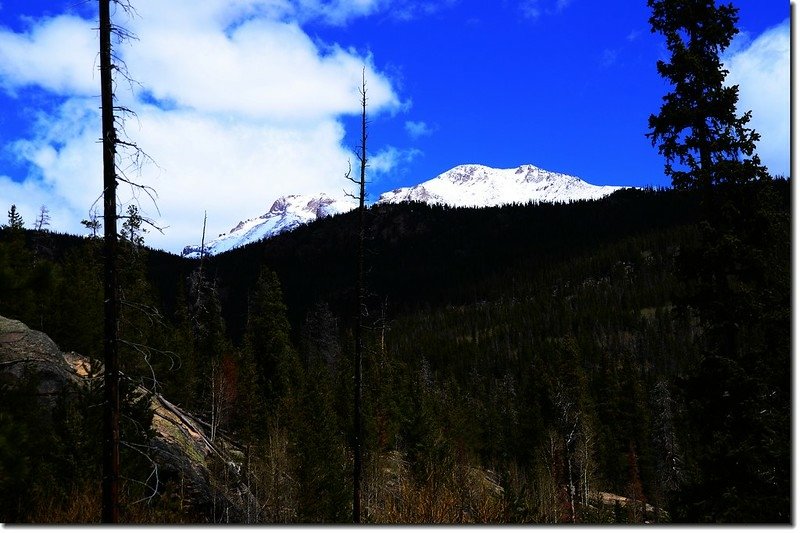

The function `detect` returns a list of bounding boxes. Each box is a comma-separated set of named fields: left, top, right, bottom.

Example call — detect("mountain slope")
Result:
left=207, top=187, right=703, bottom=342
left=182, top=193, right=356, bottom=258
left=377, top=164, right=625, bottom=207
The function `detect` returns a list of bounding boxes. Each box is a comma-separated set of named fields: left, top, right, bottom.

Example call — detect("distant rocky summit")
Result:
left=182, top=193, right=356, bottom=258
left=376, top=164, right=625, bottom=207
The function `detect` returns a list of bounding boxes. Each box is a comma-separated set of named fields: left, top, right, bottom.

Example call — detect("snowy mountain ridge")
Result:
left=181, top=193, right=356, bottom=258
left=182, top=163, right=628, bottom=258
left=376, top=164, right=624, bottom=207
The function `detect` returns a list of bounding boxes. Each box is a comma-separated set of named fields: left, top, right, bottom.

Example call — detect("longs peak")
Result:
left=376, top=164, right=624, bottom=207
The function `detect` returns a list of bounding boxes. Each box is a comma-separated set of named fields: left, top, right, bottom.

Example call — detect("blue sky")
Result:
left=0, top=0, right=790, bottom=252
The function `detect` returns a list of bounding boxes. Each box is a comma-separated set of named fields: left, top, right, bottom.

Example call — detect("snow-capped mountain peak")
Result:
left=181, top=163, right=628, bottom=258
left=376, top=163, right=624, bottom=207
left=181, top=193, right=356, bottom=258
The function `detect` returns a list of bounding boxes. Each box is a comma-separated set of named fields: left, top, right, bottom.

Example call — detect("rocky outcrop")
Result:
left=0, top=316, right=85, bottom=401
left=147, top=391, right=260, bottom=521
left=0, top=315, right=260, bottom=522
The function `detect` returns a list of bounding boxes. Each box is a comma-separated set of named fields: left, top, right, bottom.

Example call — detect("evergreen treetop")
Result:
left=647, top=0, right=768, bottom=192
left=7, top=204, right=24, bottom=230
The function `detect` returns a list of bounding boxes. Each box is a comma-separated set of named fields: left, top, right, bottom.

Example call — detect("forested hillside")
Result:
left=0, top=181, right=789, bottom=523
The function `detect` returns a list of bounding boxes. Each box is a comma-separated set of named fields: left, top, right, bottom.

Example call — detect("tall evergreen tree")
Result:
left=244, top=267, right=299, bottom=408
left=647, top=0, right=768, bottom=196
left=186, top=266, right=230, bottom=425
left=647, top=0, right=789, bottom=522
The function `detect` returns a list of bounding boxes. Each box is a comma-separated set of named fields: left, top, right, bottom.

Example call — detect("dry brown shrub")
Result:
left=364, top=450, right=507, bottom=524
left=24, top=482, right=101, bottom=524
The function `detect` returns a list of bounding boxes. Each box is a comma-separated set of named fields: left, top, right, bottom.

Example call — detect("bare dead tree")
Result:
left=33, top=205, right=50, bottom=232
left=99, top=0, right=161, bottom=522
left=99, top=0, right=120, bottom=522
left=344, top=67, right=368, bottom=524
left=200, top=210, right=208, bottom=270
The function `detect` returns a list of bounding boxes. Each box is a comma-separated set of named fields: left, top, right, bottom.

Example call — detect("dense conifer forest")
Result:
left=0, top=180, right=789, bottom=523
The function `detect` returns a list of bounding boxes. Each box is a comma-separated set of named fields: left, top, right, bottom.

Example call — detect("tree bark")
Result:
left=100, top=0, right=120, bottom=523
left=352, top=68, right=367, bottom=524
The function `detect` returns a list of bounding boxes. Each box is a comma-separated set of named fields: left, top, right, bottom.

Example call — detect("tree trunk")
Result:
left=352, top=68, right=368, bottom=524
left=100, top=0, right=120, bottom=523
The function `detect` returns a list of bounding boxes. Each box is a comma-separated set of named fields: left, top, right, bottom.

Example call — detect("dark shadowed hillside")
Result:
left=0, top=179, right=789, bottom=523
left=209, top=187, right=701, bottom=342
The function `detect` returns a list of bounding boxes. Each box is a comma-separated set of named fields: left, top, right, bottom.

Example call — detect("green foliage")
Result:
left=647, top=0, right=768, bottom=192
left=49, top=243, right=104, bottom=357
left=671, top=182, right=790, bottom=522
left=6, top=204, right=24, bottom=230
left=648, top=1, right=789, bottom=522
left=121, top=204, right=147, bottom=249
left=210, top=187, right=699, bottom=341
left=0, top=378, right=57, bottom=522
left=244, top=267, right=300, bottom=407
left=0, top=371, right=153, bottom=523
left=290, top=360, right=350, bottom=522
left=81, top=211, right=102, bottom=238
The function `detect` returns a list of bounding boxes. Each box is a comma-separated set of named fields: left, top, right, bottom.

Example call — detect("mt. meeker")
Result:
left=182, top=194, right=356, bottom=258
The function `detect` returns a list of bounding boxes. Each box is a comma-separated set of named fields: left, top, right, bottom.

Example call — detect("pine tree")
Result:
left=121, top=204, right=147, bottom=249
left=648, top=0, right=789, bottom=522
left=81, top=210, right=102, bottom=238
left=6, top=205, right=24, bottom=230
left=97, top=2, right=154, bottom=520
left=244, top=267, right=299, bottom=408
left=647, top=0, right=768, bottom=196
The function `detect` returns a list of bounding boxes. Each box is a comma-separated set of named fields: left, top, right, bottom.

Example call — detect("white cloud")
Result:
left=171, top=0, right=458, bottom=26
left=124, top=3, right=400, bottom=122
left=0, top=15, right=98, bottom=95
left=369, top=146, right=422, bottom=175
left=0, top=174, right=77, bottom=234
left=0, top=0, right=407, bottom=252
left=724, top=19, right=790, bottom=177
left=405, top=120, right=433, bottom=139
